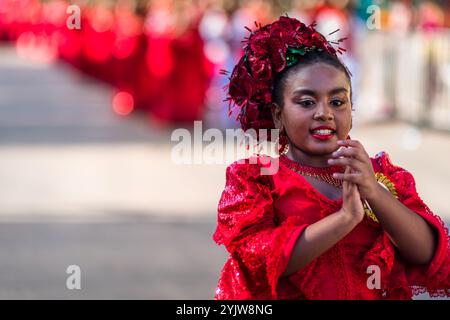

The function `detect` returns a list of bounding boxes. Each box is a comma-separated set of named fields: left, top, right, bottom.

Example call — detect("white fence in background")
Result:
left=356, top=30, right=450, bottom=131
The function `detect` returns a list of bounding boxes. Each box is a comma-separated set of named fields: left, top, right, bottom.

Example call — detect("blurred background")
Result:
left=0, top=0, right=449, bottom=299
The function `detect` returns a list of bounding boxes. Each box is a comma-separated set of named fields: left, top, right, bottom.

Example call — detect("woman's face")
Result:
left=273, top=62, right=352, bottom=161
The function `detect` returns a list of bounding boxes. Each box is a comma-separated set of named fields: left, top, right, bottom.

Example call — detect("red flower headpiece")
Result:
left=223, top=16, right=347, bottom=133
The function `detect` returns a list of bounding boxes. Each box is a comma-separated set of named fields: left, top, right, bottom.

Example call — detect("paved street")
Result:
left=0, top=44, right=228, bottom=299
left=0, top=44, right=448, bottom=299
left=0, top=219, right=223, bottom=299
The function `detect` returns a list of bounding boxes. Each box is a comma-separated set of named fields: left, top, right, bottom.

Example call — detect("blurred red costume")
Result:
left=213, top=152, right=450, bottom=299
left=147, top=23, right=212, bottom=122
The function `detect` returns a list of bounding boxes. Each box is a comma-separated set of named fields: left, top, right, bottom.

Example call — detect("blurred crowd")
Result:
left=0, top=0, right=450, bottom=128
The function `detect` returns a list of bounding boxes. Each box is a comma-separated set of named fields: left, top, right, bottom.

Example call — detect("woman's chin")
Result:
left=308, top=138, right=339, bottom=151
left=302, top=145, right=336, bottom=156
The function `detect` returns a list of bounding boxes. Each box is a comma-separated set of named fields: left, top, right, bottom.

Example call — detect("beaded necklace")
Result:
left=280, top=155, right=345, bottom=189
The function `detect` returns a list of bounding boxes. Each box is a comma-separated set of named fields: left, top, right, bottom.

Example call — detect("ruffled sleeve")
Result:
left=375, top=152, right=450, bottom=297
left=213, top=156, right=308, bottom=299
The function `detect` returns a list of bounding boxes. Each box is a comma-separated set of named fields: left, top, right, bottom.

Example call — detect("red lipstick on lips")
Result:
left=310, top=126, right=336, bottom=141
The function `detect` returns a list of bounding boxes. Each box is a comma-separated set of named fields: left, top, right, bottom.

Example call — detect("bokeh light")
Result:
left=112, top=91, right=134, bottom=116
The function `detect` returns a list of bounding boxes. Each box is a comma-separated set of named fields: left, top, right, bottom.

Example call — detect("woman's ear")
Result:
left=271, top=103, right=283, bottom=130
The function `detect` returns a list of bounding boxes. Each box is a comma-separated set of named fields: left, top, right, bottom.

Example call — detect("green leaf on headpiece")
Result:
left=286, top=46, right=307, bottom=67
left=288, top=46, right=306, bottom=56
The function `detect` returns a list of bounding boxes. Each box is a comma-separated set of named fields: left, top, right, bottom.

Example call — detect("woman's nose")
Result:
left=313, top=104, right=334, bottom=121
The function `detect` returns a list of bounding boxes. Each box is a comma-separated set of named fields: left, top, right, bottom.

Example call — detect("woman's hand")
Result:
left=339, top=166, right=365, bottom=224
left=328, top=139, right=380, bottom=200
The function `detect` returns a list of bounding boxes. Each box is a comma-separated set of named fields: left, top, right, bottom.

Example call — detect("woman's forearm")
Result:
left=366, top=184, right=436, bottom=264
left=282, top=210, right=360, bottom=277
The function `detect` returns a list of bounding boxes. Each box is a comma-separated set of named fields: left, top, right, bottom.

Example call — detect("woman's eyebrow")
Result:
left=292, top=87, right=348, bottom=96
left=292, top=89, right=316, bottom=96
left=329, top=87, right=348, bottom=95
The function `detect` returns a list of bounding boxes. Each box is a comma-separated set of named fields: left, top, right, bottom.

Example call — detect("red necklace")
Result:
left=279, top=155, right=345, bottom=188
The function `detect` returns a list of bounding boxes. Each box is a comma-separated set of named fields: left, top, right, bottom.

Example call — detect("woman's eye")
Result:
left=298, top=100, right=315, bottom=107
left=331, top=99, right=344, bottom=107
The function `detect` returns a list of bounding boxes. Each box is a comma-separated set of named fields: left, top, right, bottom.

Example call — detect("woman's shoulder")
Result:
left=370, top=151, right=418, bottom=197
left=222, top=155, right=282, bottom=190
left=371, top=151, right=410, bottom=175
left=225, top=155, right=279, bottom=175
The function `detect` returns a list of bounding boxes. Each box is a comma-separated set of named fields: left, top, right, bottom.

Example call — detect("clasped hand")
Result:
left=328, top=139, right=380, bottom=200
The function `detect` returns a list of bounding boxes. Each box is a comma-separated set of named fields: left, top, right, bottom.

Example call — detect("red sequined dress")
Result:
left=213, top=152, right=450, bottom=299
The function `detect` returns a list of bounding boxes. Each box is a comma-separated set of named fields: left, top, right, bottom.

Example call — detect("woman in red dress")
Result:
left=78, top=4, right=116, bottom=83
left=213, top=16, right=450, bottom=300
left=165, top=16, right=213, bottom=122
left=140, top=0, right=175, bottom=115
left=146, top=1, right=212, bottom=123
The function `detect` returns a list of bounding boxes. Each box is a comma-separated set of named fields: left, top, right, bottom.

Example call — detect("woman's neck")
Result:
left=286, top=145, right=333, bottom=168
